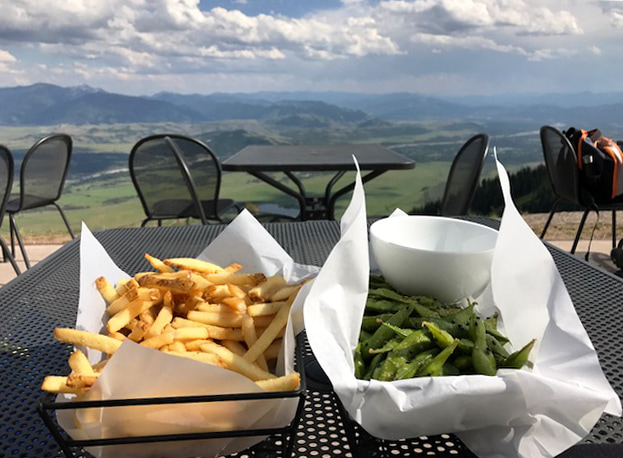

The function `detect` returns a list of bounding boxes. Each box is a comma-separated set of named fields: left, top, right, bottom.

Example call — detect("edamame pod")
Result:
left=501, top=338, right=536, bottom=369
left=354, top=343, right=366, bottom=379
left=381, top=322, right=416, bottom=339
left=361, top=307, right=411, bottom=360
left=417, top=339, right=459, bottom=377
left=471, top=316, right=497, bottom=376
left=394, top=348, right=439, bottom=380
left=423, top=321, right=454, bottom=348
left=363, top=353, right=384, bottom=380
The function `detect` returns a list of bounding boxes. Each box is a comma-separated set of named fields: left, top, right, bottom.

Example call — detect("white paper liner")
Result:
left=57, top=210, right=319, bottom=458
left=303, top=152, right=622, bottom=458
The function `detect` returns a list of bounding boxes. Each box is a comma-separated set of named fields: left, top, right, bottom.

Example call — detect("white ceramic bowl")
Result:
left=369, top=215, right=498, bottom=303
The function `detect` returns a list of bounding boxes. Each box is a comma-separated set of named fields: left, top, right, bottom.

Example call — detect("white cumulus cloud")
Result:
left=0, top=0, right=620, bottom=94
left=0, top=49, right=17, bottom=63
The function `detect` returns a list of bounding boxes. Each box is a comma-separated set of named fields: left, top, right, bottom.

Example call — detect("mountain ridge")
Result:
left=0, top=83, right=622, bottom=130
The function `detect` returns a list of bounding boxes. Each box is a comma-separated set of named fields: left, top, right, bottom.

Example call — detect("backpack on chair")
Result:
left=564, top=127, right=623, bottom=204
left=563, top=127, right=623, bottom=270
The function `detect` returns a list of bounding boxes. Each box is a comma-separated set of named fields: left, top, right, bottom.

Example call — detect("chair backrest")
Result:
left=440, top=133, right=489, bottom=216
left=540, top=126, right=583, bottom=206
left=0, top=145, right=14, bottom=228
left=17, top=133, right=72, bottom=211
left=167, top=135, right=223, bottom=212
left=129, top=134, right=223, bottom=224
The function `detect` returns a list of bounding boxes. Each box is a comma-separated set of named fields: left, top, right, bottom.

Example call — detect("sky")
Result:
left=0, top=0, right=622, bottom=96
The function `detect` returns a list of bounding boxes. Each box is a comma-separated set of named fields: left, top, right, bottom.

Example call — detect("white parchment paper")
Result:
left=57, top=210, right=319, bottom=458
left=303, top=153, right=622, bottom=458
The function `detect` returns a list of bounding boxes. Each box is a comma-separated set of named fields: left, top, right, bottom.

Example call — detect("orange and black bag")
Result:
left=564, top=127, right=623, bottom=204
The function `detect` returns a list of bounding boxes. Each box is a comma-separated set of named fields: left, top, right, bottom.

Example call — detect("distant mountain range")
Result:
left=1, top=83, right=622, bottom=130
left=0, top=83, right=369, bottom=127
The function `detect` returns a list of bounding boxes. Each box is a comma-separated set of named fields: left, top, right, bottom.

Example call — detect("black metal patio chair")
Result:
left=439, top=133, right=490, bottom=216
left=129, top=134, right=238, bottom=227
left=0, top=145, right=21, bottom=275
left=539, top=125, right=623, bottom=256
left=6, top=133, right=74, bottom=269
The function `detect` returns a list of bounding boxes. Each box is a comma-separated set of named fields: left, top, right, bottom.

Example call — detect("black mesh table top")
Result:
left=1, top=219, right=623, bottom=457
left=222, top=144, right=415, bottom=172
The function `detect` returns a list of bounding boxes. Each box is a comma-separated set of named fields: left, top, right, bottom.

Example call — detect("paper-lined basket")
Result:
left=43, top=211, right=319, bottom=458
left=303, top=154, right=622, bottom=458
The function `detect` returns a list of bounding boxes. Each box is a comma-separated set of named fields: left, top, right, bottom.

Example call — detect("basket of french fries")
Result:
left=38, top=213, right=319, bottom=458
left=303, top=157, right=622, bottom=458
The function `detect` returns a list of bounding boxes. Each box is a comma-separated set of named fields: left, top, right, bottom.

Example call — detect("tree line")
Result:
left=413, top=164, right=583, bottom=217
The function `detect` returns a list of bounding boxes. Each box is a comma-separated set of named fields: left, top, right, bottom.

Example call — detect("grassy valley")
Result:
left=0, top=119, right=546, bottom=243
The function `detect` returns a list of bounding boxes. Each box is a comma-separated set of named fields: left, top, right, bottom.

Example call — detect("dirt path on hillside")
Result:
left=521, top=211, right=618, bottom=241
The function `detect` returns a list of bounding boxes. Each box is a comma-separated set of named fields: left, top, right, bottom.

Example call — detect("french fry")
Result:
left=255, top=372, right=300, bottom=392
left=108, top=331, right=127, bottom=341
left=144, top=304, right=174, bottom=338
left=68, top=350, right=95, bottom=376
left=174, top=295, right=202, bottom=316
left=115, top=277, right=137, bottom=295
left=105, top=287, right=138, bottom=315
left=196, top=302, right=237, bottom=314
left=241, top=314, right=268, bottom=371
left=105, top=287, right=161, bottom=316
left=67, top=373, right=99, bottom=389
left=188, top=272, right=214, bottom=292
left=54, top=328, right=122, bottom=355
left=248, top=275, right=287, bottom=302
left=221, top=296, right=247, bottom=313
left=138, top=271, right=194, bottom=293
left=41, top=376, right=84, bottom=394
left=184, top=339, right=212, bottom=351
left=205, top=284, right=232, bottom=299
left=163, top=289, right=175, bottom=308
left=140, top=331, right=175, bottom=349
left=270, top=285, right=302, bottom=302
left=164, top=351, right=223, bottom=367
left=224, top=263, right=243, bottom=273
left=167, top=341, right=187, bottom=352
left=107, top=299, right=161, bottom=333
left=206, top=283, right=247, bottom=300
left=145, top=253, right=175, bottom=273
left=163, top=258, right=227, bottom=274
left=127, top=318, right=148, bottom=342
left=247, top=301, right=286, bottom=317
left=187, top=310, right=244, bottom=328
left=199, top=341, right=275, bottom=381
left=243, top=294, right=293, bottom=364
left=200, top=325, right=243, bottom=341
left=204, top=272, right=266, bottom=287
left=174, top=327, right=210, bottom=341
left=172, top=318, right=244, bottom=341
left=221, top=339, right=248, bottom=356
left=95, top=276, right=119, bottom=304
left=128, top=307, right=157, bottom=341
left=170, top=316, right=205, bottom=329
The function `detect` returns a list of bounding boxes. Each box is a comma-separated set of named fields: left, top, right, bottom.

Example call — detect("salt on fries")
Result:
left=41, top=255, right=304, bottom=395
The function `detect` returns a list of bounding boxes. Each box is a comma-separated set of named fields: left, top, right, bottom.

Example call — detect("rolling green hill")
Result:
left=0, top=123, right=547, bottom=244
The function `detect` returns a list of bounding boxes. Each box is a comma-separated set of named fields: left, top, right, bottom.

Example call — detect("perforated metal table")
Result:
left=1, top=219, right=623, bottom=457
